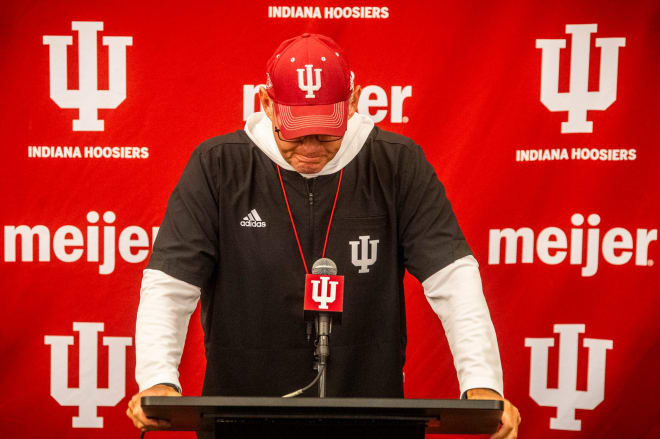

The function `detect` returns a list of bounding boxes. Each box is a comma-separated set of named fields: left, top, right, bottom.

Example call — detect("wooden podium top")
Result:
left=142, top=396, right=503, bottom=434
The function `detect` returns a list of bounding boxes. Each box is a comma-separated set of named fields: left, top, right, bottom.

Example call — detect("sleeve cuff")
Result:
left=458, top=375, right=504, bottom=399
left=138, top=373, right=183, bottom=394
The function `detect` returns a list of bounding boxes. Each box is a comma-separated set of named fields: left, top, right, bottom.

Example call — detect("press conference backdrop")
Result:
left=1, top=1, right=658, bottom=438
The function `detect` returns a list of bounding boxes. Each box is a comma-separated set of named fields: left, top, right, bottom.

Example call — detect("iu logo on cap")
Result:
left=304, top=274, right=344, bottom=312
left=297, top=64, right=322, bottom=98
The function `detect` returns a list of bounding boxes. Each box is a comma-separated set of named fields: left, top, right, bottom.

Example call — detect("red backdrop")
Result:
left=2, top=1, right=659, bottom=438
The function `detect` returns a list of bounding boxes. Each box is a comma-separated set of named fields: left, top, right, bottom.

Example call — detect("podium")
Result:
left=142, top=396, right=503, bottom=438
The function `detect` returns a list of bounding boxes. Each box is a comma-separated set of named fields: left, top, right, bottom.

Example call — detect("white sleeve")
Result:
left=422, top=255, right=504, bottom=397
left=135, top=268, right=201, bottom=392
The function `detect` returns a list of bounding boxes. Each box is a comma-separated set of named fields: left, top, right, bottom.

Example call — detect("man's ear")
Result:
left=259, top=87, right=276, bottom=123
left=348, top=85, right=362, bottom=118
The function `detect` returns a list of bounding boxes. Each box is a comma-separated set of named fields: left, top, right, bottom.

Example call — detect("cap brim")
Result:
left=274, top=100, right=348, bottom=139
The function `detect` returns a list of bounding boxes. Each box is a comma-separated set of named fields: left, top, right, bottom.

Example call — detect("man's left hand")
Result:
left=467, top=388, right=521, bottom=439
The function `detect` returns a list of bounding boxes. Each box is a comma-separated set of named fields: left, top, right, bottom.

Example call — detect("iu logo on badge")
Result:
left=536, top=24, right=625, bottom=133
left=525, top=324, right=613, bottom=431
left=311, top=276, right=340, bottom=309
left=304, top=274, right=344, bottom=312
left=44, top=322, right=132, bottom=428
left=43, top=21, right=133, bottom=131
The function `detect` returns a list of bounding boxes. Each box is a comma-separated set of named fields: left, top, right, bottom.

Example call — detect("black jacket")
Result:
left=147, top=126, right=471, bottom=397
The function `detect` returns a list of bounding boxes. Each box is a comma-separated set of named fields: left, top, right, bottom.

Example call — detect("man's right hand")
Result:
left=126, top=384, right=181, bottom=431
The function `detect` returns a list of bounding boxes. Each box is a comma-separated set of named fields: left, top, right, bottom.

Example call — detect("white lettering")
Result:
left=268, top=6, right=321, bottom=19
left=635, top=229, right=657, bottom=266
left=489, top=214, right=656, bottom=276
left=118, top=226, right=149, bottom=263
left=516, top=148, right=636, bottom=162
left=582, top=214, right=600, bottom=277
left=99, top=211, right=116, bottom=275
left=601, top=228, right=633, bottom=265
left=4, top=225, right=51, bottom=262
left=359, top=85, right=388, bottom=122
left=243, top=83, right=412, bottom=123
left=3, top=211, right=158, bottom=274
left=570, top=214, right=584, bottom=264
left=53, top=225, right=84, bottom=262
left=537, top=227, right=567, bottom=264
left=390, top=86, right=412, bottom=122
left=322, top=6, right=389, bottom=19
left=87, top=211, right=100, bottom=262
left=488, top=228, right=534, bottom=264
left=243, top=84, right=265, bottom=121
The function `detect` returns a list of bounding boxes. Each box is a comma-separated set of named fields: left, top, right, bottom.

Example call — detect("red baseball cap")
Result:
left=266, top=33, right=353, bottom=139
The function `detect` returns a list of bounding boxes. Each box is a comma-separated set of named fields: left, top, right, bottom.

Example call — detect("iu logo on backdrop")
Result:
left=536, top=24, right=625, bottom=133
left=43, top=21, right=133, bottom=131
left=44, top=322, right=132, bottom=428
left=525, top=324, right=613, bottom=431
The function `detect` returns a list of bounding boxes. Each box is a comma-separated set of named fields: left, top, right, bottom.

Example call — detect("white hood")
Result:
left=244, top=111, right=375, bottom=178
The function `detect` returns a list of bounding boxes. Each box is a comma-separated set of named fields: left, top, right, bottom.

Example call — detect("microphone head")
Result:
left=312, top=258, right=337, bottom=275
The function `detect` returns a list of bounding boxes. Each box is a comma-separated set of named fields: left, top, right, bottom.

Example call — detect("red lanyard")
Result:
left=277, top=165, right=343, bottom=274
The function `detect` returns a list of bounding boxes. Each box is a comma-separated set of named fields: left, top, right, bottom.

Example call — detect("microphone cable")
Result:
left=281, top=364, right=325, bottom=398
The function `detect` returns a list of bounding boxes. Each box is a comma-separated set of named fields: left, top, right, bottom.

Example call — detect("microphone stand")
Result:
left=314, top=313, right=331, bottom=398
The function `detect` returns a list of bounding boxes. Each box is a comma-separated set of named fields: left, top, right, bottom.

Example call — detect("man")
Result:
left=127, top=33, right=520, bottom=438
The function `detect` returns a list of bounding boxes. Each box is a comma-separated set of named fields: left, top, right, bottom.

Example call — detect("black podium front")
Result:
left=142, top=396, right=503, bottom=438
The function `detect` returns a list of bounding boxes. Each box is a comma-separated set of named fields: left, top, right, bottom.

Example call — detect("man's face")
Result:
left=259, top=86, right=361, bottom=174
left=273, top=135, right=343, bottom=174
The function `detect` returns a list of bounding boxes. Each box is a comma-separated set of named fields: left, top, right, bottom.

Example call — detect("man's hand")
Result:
left=126, top=384, right=181, bottom=431
left=467, top=388, right=521, bottom=439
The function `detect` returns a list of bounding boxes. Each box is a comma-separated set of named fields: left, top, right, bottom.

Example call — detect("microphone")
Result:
left=304, top=258, right=344, bottom=397
left=312, top=258, right=337, bottom=275
left=305, top=258, right=344, bottom=314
